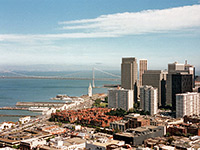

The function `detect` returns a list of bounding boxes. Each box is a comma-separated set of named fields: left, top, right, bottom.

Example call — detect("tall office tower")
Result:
left=184, top=60, right=195, bottom=88
left=166, top=62, right=195, bottom=106
left=171, top=73, right=193, bottom=110
left=139, top=59, right=147, bottom=86
left=121, top=57, right=138, bottom=89
left=140, top=85, right=158, bottom=115
left=142, top=70, right=167, bottom=107
left=121, top=57, right=138, bottom=103
left=176, top=92, right=200, bottom=118
left=108, top=88, right=134, bottom=111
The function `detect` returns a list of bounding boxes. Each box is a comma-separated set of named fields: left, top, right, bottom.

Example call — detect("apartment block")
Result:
left=108, top=88, right=134, bottom=111
left=140, top=85, right=158, bottom=115
left=176, top=92, right=200, bottom=118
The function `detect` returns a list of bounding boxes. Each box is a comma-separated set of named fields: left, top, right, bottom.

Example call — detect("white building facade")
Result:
left=140, top=85, right=158, bottom=115
left=176, top=92, right=200, bottom=118
left=108, top=88, right=134, bottom=111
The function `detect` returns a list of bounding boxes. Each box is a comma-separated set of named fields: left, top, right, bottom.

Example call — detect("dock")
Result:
left=0, top=107, right=28, bottom=110
left=16, top=102, right=66, bottom=107
left=0, top=114, right=37, bottom=117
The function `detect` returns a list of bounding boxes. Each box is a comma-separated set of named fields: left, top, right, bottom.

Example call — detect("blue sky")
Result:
left=0, top=0, right=200, bottom=72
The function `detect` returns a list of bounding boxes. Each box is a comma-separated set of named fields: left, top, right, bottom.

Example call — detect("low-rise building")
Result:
left=19, top=116, right=31, bottom=124
left=86, top=138, right=125, bottom=150
left=184, top=115, right=200, bottom=123
left=171, top=136, right=200, bottom=149
left=167, top=123, right=200, bottom=136
left=20, top=138, right=46, bottom=150
left=40, top=125, right=66, bottom=135
left=113, top=126, right=165, bottom=146
left=154, top=144, right=175, bottom=150
left=110, top=120, right=129, bottom=132
left=40, top=137, right=86, bottom=150
left=0, top=122, right=15, bottom=132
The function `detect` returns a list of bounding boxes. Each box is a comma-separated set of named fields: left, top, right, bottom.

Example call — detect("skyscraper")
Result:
left=171, top=73, right=193, bottom=110
left=166, top=61, right=195, bottom=106
left=140, top=85, right=158, bottom=115
left=121, top=57, right=138, bottom=102
left=139, top=59, right=147, bottom=86
left=108, top=88, right=134, bottom=111
left=121, top=57, right=138, bottom=89
left=142, top=70, right=167, bottom=107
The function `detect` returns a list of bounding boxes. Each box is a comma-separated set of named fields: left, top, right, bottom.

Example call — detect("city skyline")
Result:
left=0, top=0, right=200, bottom=72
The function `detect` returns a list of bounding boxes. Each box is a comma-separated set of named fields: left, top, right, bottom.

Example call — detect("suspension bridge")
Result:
left=0, top=67, right=121, bottom=87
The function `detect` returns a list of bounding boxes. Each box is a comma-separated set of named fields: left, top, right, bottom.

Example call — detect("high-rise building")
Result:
left=166, top=62, right=195, bottom=106
left=121, top=57, right=138, bottom=103
left=121, top=57, right=138, bottom=90
left=142, top=70, right=167, bottom=107
left=176, top=92, right=200, bottom=118
left=108, top=88, right=134, bottom=111
left=140, top=85, right=158, bottom=115
left=171, top=73, right=193, bottom=110
left=139, top=59, right=147, bottom=86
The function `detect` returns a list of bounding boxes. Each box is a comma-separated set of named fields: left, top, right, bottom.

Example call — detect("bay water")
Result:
left=0, top=71, right=120, bottom=123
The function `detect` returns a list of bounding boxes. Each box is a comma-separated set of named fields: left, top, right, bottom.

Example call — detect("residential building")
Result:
left=139, top=59, right=147, bottom=86
left=176, top=92, right=200, bottom=118
left=124, top=114, right=150, bottom=128
left=140, top=85, right=158, bottom=115
left=108, top=88, right=134, bottom=111
left=184, top=115, right=200, bottom=123
left=110, top=120, right=129, bottom=132
left=142, top=70, right=167, bottom=107
left=51, top=108, right=123, bottom=128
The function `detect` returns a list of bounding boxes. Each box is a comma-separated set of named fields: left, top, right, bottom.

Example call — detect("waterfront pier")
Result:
left=16, top=102, right=66, bottom=107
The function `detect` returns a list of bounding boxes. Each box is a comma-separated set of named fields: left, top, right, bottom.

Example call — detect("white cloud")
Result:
left=0, top=4, right=200, bottom=42
left=60, top=5, right=200, bottom=35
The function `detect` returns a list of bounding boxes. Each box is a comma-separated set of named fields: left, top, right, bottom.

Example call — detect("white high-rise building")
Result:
left=108, top=88, right=134, bottom=111
left=176, top=92, right=200, bottom=118
left=140, top=85, right=158, bottom=115
left=88, top=83, right=92, bottom=97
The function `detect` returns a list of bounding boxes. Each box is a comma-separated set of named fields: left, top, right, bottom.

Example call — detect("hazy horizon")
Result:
left=0, top=0, right=200, bottom=71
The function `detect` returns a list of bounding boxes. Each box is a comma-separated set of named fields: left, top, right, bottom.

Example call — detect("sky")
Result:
left=0, top=0, right=200, bottom=72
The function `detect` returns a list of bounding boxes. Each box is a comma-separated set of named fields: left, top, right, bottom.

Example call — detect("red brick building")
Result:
left=51, top=108, right=122, bottom=127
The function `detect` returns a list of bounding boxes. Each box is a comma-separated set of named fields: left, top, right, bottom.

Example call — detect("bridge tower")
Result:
left=92, top=67, right=95, bottom=88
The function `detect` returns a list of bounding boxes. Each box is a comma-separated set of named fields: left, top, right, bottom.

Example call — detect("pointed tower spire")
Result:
left=88, top=83, right=92, bottom=97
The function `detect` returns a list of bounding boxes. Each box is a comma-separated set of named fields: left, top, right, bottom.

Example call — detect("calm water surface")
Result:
left=0, top=71, right=120, bottom=123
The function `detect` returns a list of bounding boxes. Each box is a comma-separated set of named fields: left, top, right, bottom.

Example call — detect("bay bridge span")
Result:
left=0, top=67, right=121, bottom=87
